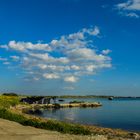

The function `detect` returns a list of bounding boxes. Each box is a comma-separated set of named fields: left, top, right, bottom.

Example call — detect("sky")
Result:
left=0, top=0, right=140, bottom=96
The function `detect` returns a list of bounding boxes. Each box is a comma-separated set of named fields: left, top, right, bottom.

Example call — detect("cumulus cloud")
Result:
left=116, top=0, right=140, bottom=18
left=102, top=49, right=111, bottom=55
left=5, top=40, right=51, bottom=52
left=82, top=26, right=100, bottom=36
left=117, top=0, right=140, bottom=10
left=43, top=73, right=60, bottom=79
left=64, top=76, right=78, bottom=83
left=0, top=26, right=112, bottom=83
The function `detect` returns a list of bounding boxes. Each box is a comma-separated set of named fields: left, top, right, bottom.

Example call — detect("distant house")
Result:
left=20, top=96, right=56, bottom=104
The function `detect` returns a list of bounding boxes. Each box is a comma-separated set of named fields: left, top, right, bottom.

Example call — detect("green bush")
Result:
left=53, top=103, right=61, bottom=109
left=0, top=95, right=20, bottom=108
left=69, top=100, right=85, bottom=104
left=2, top=93, right=18, bottom=96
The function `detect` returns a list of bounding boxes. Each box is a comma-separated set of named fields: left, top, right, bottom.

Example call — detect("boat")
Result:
left=108, top=97, right=114, bottom=100
left=58, top=99, right=64, bottom=102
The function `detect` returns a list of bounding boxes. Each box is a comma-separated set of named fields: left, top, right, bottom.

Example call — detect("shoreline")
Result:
left=58, top=95, right=140, bottom=99
left=21, top=102, right=102, bottom=109
left=2, top=93, right=140, bottom=99
left=0, top=118, right=108, bottom=140
left=0, top=94, right=140, bottom=139
left=9, top=105, right=140, bottom=139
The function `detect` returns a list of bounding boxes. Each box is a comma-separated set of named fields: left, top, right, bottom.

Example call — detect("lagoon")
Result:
left=37, top=98, right=140, bottom=131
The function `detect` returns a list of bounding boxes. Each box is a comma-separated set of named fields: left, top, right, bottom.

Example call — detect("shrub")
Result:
left=2, top=93, right=18, bottom=96
left=53, top=103, right=61, bottom=109
left=69, top=100, right=85, bottom=104
left=0, top=95, right=20, bottom=108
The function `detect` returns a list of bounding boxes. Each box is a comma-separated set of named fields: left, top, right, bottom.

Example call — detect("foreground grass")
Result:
left=0, top=108, right=91, bottom=135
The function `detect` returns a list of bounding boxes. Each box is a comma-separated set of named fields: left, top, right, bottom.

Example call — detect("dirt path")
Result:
left=0, top=118, right=108, bottom=140
left=0, top=118, right=136, bottom=140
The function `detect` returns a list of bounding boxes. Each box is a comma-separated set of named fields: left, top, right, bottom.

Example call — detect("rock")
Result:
left=129, top=132, right=140, bottom=140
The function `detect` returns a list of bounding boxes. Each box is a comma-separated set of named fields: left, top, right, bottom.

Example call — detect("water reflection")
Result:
left=37, top=98, right=140, bottom=131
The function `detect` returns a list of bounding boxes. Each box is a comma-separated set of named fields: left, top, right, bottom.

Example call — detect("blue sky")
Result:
left=0, top=0, right=140, bottom=96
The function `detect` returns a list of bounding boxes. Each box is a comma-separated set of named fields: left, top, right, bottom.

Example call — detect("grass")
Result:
left=0, top=95, right=20, bottom=108
left=0, top=108, right=91, bottom=135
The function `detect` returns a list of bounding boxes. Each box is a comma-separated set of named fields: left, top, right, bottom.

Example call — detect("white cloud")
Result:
left=37, top=64, right=47, bottom=70
left=66, top=48, right=111, bottom=62
left=3, top=62, right=10, bottom=65
left=102, top=49, right=111, bottom=55
left=0, top=26, right=112, bottom=82
left=125, top=12, right=139, bottom=18
left=83, top=26, right=100, bottom=36
left=0, top=45, right=8, bottom=50
left=86, top=65, right=96, bottom=72
left=0, top=57, right=7, bottom=61
left=71, top=65, right=80, bottom=70
left=64, top=76, right=78, bottom=83
left=5, top=40, right=51, bottom=52
left=33, top=77, right=40, bottom=81
left=68, top=32, right=85, bottom=40
left=116, top=0, right=140, bottom=18
left=29, top=53, right=69, bottom=64
left=117, top=0, right=140, bottom=10
left=43, top=73, right=60, bottom=79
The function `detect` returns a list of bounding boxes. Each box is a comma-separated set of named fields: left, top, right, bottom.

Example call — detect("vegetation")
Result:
left=53, top=103, right=61, bottom=108
left=59, top=95, right=140, bottom=99
left=69, top=100, right=85, bottom=104
left=0, top=108, right=91, bottom=135
left=2, top=93, right=18, bottom=96
left=0, top=95, right=20, bottom=108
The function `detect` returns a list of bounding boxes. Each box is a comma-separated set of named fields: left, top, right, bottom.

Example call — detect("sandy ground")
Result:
left=0, top=118, right=138, bottom=140
left=0, top=118, right=108, bottom=140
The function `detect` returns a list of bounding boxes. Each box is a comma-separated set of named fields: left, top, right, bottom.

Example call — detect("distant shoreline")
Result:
left=1, top=92, right=140, bottom=99
left=58, top=95, right=140, bottom=99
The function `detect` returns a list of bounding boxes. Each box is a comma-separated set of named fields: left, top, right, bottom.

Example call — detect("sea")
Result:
left=36, top=97, right=140, bottom=131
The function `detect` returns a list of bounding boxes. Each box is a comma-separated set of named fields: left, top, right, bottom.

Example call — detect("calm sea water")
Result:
left=37, top=98, right=140, bottom=131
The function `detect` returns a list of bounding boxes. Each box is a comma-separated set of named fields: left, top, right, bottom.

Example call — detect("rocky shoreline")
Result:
left=15, top=102, right=102, bottom=114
